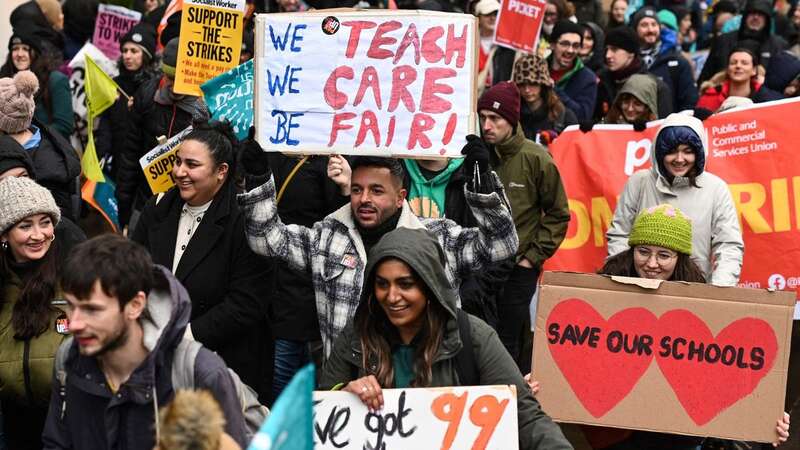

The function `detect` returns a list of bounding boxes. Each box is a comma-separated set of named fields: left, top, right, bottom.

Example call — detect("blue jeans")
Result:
left=272, top=339, right=311, bottom=398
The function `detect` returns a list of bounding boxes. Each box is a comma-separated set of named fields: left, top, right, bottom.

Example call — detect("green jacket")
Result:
left=0, top=269, right=67, bottom=409
left=320, top=228, right=572, bottom=450
left=33, top=70, right=75, bottom=139
left=491, top=126, right=570, bottom=268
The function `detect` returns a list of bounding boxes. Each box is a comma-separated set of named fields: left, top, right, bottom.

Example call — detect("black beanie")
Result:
left=630, top=6, right=659, bottom=29
left=549, top=20, right=584, bottom=44
left=7, top=29, right=42, bottom=55
left=120, top=22, right=157, bottom=60
left=0, top=135, right=36, bottom=178
left=161, top=37, right=179, bottom=77
left=605, top=26, right=640, bottom=54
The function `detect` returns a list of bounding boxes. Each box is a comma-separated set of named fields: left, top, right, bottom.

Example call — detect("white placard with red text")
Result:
left=313, top=385, right=518, bottom=449
left=254, top=11, right=477, bottom=157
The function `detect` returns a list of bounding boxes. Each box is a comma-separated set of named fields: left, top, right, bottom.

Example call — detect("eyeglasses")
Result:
left=635, top=247, right=678, bottom=264
left=557, top=41, right=582, bottom=50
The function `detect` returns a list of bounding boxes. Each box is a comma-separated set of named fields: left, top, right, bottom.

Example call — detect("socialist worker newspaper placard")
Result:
left=254, top=11, right=478, bottom=158
left=174, top=0, right=246, bottom=96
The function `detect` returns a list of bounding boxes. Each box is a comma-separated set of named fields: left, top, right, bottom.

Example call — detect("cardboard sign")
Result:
left=493, top=0, right=546, bottom=54
left=174, top=0, right=246, bottom=96
left=139, top=126, right=193, bottom=194
left=92, top=4, right=142, bottom=60
left=532, top=272, right=794, bottom=442
left=313, top=385, right=518, bottom=449
left=545, top=99, right=800, bottom=299
left=254, top=11, right=477, bottom=157
left=201, top=59, right=253, bottom=141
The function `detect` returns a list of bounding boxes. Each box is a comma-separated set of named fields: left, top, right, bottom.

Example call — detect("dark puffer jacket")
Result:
left=320, top=228, right=572, bottom=450
left=28, top=118, right=81, bottom=222
left=699, top=0, right=788, bottom=84
left=42, top=266, right=248, bottom=449
left=645, top=31, right=699, bottom=112
left=116, top=76, right=202, bottom=228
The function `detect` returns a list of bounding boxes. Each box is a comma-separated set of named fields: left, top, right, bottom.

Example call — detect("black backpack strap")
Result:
left=454, top=310, right=480, bottom=386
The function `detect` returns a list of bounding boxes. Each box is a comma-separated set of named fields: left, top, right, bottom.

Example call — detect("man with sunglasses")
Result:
left=547, top=20, right=598, bottom=121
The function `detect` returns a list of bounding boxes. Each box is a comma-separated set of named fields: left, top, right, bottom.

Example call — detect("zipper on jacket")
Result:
left=23, top=339, right=34, bottom=404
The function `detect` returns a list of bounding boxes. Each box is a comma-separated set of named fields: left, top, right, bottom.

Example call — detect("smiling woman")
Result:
left=606, top=113, right=744, bottom=287
left=319, top=227, right=573, bottom=450
left=0, top=176, right=71, bottom=450
left=131, top=120, right=274, bottom=403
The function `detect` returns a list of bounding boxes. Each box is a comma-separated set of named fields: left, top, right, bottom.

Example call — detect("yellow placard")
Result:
left=174, top=0, right=246, bottom=96
left=139, top=126, right=193, bottom=194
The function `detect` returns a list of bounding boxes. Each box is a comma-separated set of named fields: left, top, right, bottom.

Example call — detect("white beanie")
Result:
left=0, top=176, right=60, bottom=235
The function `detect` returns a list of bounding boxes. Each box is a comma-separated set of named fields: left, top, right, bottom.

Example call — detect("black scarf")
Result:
left=356, top=208, right=402, bottom=255
left=612, top=57, right=643, bottom=85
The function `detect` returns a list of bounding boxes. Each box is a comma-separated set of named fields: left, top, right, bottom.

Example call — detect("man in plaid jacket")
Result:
left=237, top=151, right=519, bottom=358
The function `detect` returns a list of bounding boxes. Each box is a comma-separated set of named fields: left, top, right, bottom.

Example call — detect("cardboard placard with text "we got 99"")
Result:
left=532, top=272, right=795, bottom=443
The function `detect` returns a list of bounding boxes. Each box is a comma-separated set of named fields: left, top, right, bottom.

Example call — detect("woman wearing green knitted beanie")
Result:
left=601, top=203, right=706, bottom=282
left=584, top=203, right=790, bottom=448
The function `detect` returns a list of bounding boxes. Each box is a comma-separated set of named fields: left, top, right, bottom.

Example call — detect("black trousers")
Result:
left=496, top=265, right=540, bottom=372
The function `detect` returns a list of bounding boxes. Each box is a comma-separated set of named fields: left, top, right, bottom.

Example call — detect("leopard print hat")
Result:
left=513, top=54, right=554, bottom=88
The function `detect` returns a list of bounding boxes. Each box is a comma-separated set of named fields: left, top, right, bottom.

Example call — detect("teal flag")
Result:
left=201, top=60, right=254, bottom=141
left=247, top=364, right=314, bottom=450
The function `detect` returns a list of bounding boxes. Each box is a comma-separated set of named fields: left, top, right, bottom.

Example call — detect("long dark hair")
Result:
left=599, top=248, right=707, bottom=282
left=0, top=45, right=59, bottom=124
left=355, top=258, right=449, bottom=388
left=542, top=85, right=567, bottom=124
left=0, top=236, right=61, bottom=340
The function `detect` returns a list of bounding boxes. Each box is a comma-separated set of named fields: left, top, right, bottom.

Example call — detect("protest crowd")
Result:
left=0, top=0, right=799, bottom=448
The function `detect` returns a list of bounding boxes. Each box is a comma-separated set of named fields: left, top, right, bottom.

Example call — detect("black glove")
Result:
left=461, top=134, right=490, bottom=175
left=579, top=120, right=595, bottom=133
left=692, top=107, right=713, bottom=121
left=632, top=120, right=647, bottom=132
left=238, top=126, right=270, bottom=176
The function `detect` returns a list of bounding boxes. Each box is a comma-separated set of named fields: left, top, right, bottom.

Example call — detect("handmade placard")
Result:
left=254, top=11, right=477, bottom=157
left=532, top=271, right=795, bottom=442
left=313, top=385, right=518, bottom=449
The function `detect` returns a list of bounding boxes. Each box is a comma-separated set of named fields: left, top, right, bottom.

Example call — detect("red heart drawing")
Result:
left=545, top=298, right=659, bottom=418
left=654, top=310, right=778, bottom=426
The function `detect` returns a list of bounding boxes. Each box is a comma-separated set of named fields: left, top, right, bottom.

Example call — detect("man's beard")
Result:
left=91, top=319, right=131, bottom=357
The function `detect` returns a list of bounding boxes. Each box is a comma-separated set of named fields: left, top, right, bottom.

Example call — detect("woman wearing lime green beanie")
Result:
left=601, top=203, right=705, bottom=282
left=587, top=203, right=790, bottom=449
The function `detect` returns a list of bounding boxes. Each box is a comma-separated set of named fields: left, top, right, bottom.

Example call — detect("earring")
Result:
left=1, top=241, right=7, bottom=251
left=50, top=234, right=56, bottom=242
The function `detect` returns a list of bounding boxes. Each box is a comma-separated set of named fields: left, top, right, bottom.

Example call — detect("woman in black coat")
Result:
left=131, top=120, right=273, bottom=404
